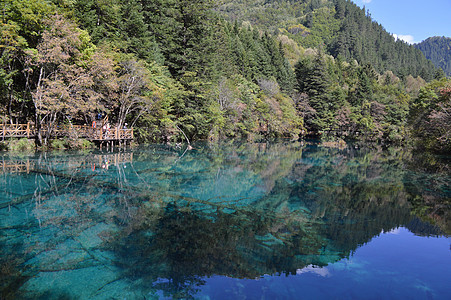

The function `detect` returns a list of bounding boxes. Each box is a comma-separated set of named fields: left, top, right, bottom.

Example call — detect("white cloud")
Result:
left=362, top=0, right=372, bottom=3
left=392, top=34, right=416, bottom=44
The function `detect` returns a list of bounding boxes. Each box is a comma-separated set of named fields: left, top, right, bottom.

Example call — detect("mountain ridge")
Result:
left=415, top=36, right=451, bottom=76
left=217, top=0, right=439, bottom=80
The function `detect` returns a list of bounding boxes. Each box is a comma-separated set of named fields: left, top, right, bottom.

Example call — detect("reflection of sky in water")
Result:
left=197, top=228, right=450, bottom=299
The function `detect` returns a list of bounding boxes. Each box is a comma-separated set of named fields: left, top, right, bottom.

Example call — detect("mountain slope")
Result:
left=415, top=36, right=451, bottom=76
left=217, top=0, right=438, bottom=79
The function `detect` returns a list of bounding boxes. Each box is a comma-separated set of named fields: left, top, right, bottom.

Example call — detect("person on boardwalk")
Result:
left=103, top=122, right=110, bottom=139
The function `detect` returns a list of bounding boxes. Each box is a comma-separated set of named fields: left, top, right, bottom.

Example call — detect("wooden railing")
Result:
left=1, top=124, right=133, bottom=141
left=92, top=127, right=134, bottom=141
left=1, top=123, right=32, bottom=138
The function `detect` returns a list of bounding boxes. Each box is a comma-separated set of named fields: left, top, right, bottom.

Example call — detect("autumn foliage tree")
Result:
left=115, top=59, right=156, bottom=130
left=410, top=78, right=451, bottom=153
left=0, top=0, right=55, bottom=123
left=25, top=14, right=115, bottom=145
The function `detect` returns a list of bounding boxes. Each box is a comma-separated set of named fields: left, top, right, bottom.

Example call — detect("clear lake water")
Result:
left=0, top=140, right=450, bottom=299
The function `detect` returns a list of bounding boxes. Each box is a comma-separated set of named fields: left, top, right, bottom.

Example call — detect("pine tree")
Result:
left=73, top=0, right=122, bottom=45
left=295, top=50, right=332, bottom=131
left=142, top=0, right=215, bottom=77
left=121, top=0, right=161, bottom=62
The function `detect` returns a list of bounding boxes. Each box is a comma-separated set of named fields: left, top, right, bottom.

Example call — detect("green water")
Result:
left=0, top=141, right=449, bottom=299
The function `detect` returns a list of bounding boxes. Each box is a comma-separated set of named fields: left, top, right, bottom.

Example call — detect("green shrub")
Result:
left=50, top=139, right=67, bottom=150
left=49, top=138, right=94, bottom=150
left=8, top=139, right=35, bottom=152
left=77, top=139, right=94, bottom=149
left=0, top=141, right=8, bottom=151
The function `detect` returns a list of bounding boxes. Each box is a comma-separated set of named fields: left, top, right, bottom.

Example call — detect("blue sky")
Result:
left=353, top=0, right=451, bottom=44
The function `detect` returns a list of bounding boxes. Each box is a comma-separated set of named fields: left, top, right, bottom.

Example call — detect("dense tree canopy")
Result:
left=0, top=0, right=449, bottom=152
left=415, top=37, right=451, bottom=77
left=217, top=0, right=439, bottom=79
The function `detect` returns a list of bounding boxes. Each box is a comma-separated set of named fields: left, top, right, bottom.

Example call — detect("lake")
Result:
left=1, top=141, right=450, bottom=299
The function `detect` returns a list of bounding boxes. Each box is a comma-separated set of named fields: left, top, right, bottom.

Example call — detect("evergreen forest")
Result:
left=0, top=0, right=450, bottom=153
left=415, top=36, right=451, bottom=76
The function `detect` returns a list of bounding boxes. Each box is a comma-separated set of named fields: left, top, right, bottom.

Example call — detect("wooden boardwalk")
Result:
left=0, top=123, right=133, bottom=142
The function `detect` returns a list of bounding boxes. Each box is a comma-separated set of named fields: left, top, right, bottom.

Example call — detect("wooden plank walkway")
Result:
left=0, top=123, right=134, bottom=141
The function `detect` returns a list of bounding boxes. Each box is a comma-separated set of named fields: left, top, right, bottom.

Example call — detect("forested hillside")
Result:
left=0, top=0, right=449, bottom=152
left=415, top=37, right=451, bottom=76
left=217, top=0, right=439, bottom=80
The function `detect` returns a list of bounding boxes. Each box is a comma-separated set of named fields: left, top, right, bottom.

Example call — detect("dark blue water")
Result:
left=0, top=141, right=449, bottom=299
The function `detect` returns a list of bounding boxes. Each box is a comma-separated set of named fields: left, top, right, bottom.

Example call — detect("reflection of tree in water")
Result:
left=0, top=238, right=31, bottom=299
left=286, top=145, right=415, bottom=252
left=0, top=151, right=136, bottom=299
left=403, top=152, right=451, bottom=235
left=107, top=143, right=449, bottom=298
left=0, top=142, right=449, bottom=299
left=109, top=200, right=331, bottom=299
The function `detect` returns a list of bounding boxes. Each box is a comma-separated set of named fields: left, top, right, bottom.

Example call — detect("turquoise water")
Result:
left=0, top=141, right=449, bottom=299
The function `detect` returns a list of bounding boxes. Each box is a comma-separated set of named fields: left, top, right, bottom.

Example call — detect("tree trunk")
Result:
left=34, top=67, right=44, bottom=147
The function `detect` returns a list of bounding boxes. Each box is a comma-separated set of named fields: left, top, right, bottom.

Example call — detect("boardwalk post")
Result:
left=26, top=122, right=30, bottom=138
